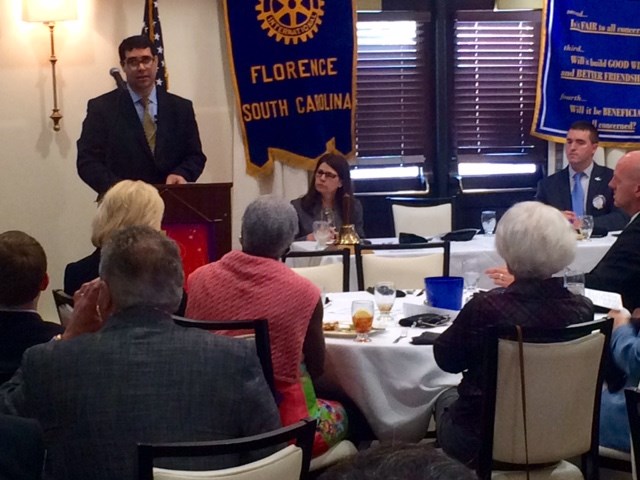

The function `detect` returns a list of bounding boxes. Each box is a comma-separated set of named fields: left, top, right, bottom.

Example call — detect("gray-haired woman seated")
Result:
left=433, top=201, right=594, bottom=466
left=186, top=195, right=348, bottom=456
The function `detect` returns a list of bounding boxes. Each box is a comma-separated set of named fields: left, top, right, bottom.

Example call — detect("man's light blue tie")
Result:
left=572, top=172, right=585, bottom=217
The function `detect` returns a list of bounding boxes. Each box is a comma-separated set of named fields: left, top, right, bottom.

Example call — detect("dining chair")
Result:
left=282, top=248, right=350, bottom=292
left=625, top=387, right=640, bottom=480
left=172, top=317, right=275, bottom=400
left=477, top=318, right=612, bottom=480
left=387, top=197, right=455, bottom=238
left=52, top=288, right=74, bottom=327
left=354, top=241, right=450, bottom=291
left=137, top=418, right=316, bottom=480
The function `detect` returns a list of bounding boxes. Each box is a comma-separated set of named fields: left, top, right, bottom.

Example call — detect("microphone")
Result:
left=109, top=68, right=126, bottom=90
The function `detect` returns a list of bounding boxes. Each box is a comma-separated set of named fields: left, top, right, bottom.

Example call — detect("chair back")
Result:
left=137, top=418, right=316, bottom=480
left=52, top=289, right=74, bottom=327
left=625, top=387, right=640, bottom=480
left=478, top=318, right=612, bottom=480
left=354, top=242, right=450, bottom=291
left=283, top=249, right=350, bottom=292
left=390, top=202, right=452, bottom=238
left=172, top=317, right=275, bottom=400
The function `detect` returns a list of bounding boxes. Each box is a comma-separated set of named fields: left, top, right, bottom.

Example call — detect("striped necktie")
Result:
left=571, top=172, right=585, bottom=217
left=141, top=96, right=156, bottom=152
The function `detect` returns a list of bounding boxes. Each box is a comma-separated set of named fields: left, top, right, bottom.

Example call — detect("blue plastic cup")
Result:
left=425, top=276, right=464, bottom=310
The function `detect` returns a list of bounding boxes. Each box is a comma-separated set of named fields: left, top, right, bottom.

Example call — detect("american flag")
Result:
left=142, top=0, right=168, bottom=90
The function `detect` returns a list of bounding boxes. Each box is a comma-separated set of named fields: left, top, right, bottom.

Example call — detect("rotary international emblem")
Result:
left=256, top=0, right=325, bottom=45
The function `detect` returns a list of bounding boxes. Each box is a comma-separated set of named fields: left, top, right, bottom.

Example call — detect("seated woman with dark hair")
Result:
left=64, top=180, right=165, bottom=296
left=186, top=195, right=348, bottom=456
left=434, top=201, right=594, bottom=466
left=291, top=152, right=365, bottom=241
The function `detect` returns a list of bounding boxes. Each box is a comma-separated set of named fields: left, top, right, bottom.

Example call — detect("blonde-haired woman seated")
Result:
left=64, top=180, right=164, bottom=296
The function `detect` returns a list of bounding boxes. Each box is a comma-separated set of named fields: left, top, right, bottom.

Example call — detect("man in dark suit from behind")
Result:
left=0, top=231, right=63, bottom=385
left=0, top=414, right=44, bottom=480
left=535, top=120, right=629, bottom=231
left=0, top=226, right=281, bottom=480
left=77, top=35, right=207, bottom=195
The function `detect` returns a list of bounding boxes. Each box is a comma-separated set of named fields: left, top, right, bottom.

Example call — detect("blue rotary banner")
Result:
left=223, top=0, right=356, bottom=176
left=532, top=0, right=640, bottom=146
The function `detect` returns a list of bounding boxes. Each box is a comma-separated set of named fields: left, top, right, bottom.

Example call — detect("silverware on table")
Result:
left=393, top=329, right=408, bottom=343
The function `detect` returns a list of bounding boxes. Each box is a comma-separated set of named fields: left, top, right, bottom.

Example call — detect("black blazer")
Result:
left=0, top=414, right=44, bottom=480
left=535, top=163, right=629, bottom=231
left=586, top=214, right=640, bottom=311
left=64, top=248, right=101, bottom=296
left=76, top=88, right=206, bottom=195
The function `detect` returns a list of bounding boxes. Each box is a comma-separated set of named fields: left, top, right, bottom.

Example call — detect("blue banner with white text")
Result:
left=223, top=0, right=356, bottom=176
left=532, top=0, right=640, bottom=146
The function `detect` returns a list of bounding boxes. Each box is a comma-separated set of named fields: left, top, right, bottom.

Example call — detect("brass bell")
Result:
left=336, top=224, right=360, bottom=245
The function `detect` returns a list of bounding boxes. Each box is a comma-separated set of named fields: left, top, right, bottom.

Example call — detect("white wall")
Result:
left=0, top=0, right=308, bottom=321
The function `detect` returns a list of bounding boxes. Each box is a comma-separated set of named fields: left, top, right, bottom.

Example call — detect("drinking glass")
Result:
left=351, top=300, right=374, bottom=343
left=312, top=220, right=331, bottom=249
left=580, top=215, right=594, bottom=240
left=462, top=258, right=480, bottom=300
left=563, top=268, right=585, bottom=296
left=481, top=210, right=497, bottom=236
left=374, top=281, right=395, bottom=325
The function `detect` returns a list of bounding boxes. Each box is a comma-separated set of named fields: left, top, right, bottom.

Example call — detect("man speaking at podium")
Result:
left=77, top=35, right=206, bottom=196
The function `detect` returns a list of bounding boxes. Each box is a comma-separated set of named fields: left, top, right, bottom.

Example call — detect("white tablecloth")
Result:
left=319, top=291, right=460, bottom=442
left=290, top=234, right=616, bottom=291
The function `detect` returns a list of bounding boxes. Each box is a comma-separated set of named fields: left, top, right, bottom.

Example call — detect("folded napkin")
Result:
left=441, top=228, right=479, bottom=242
left=411, top=330, right=441, bottom=345
left=399, top=232, right=430, bottom=244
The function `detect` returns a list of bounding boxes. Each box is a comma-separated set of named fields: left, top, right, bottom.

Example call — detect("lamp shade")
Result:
left=22, top=0, right=77, bottom=23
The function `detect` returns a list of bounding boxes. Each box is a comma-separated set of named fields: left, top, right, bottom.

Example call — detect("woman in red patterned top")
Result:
left=186, top=195, right=348, bottom=456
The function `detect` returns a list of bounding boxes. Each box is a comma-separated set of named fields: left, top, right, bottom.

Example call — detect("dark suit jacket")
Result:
left=0, top=310, right=63, bottom=385
left=586, top=214, right=640, bottom=311
left=0, top=414, right=44, bottom=480
left=535, top=163, right=629, bottom=231
left=63, top=248, right=100, bottom=296
left=76, top=88, right=206, bottom=195
left=0, top=307, right=280, bottom=480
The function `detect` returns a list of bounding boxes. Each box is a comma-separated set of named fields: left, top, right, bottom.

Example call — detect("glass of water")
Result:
left=580, top=215, right=594, bottom=240
left=481, top=210, right=497, bottom=236
left=563, top=268, right=585, bottom=296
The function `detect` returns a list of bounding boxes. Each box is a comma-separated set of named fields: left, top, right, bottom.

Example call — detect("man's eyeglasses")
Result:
left=315, top=169, right=338, bottom=180
left=124, top=56, right=155, bottom=69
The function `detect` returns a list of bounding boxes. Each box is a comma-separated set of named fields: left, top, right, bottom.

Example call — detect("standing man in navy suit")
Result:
left=77, top=35, right=206, bottom=196
left=535, top=121, right=628, bottom=231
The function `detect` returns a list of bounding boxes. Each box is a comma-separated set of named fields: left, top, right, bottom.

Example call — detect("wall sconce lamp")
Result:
left=23, top=0, right=78, bottom=132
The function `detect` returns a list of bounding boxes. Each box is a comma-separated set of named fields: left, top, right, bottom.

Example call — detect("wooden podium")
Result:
left=156, top=183, right=232, bottom=280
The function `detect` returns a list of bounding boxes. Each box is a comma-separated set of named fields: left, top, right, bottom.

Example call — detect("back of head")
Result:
left=0, top=231, right=47, bottom=307
left=241, top=195, right=298, bottom=258
left=569, top=120, right=599, bottom=143
left=99, top=225, right=183, bottom=313
left=319, top=444, right=477, bottom=480
left=91, top=180, right=165, bottom=248
left=118, top=35, right=157, bottom=62
left=496, top=201, right=576, bottom=279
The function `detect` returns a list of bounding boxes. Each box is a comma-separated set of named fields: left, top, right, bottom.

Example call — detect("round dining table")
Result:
left=318, top=291, right=461, bottom=442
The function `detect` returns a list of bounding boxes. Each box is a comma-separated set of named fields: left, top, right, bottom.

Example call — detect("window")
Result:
left=453, top=10, right=546, bottom=176
left=355, top=12, right=433, bottom=168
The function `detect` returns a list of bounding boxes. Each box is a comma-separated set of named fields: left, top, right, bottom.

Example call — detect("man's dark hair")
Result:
left=318, top=444, right=478, bottom=480
left=0, top=231, right=47, bottom=307
left=118, top=35, right=157, bottom=62
left=569, top=120, right=599, bottom=143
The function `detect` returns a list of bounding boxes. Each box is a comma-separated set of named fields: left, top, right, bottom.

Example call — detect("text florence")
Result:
left=242, top=93, right=353, bottom=122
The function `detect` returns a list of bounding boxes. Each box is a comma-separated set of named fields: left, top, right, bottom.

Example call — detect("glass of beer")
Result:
left=352, top=300, right=374, bottom=343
